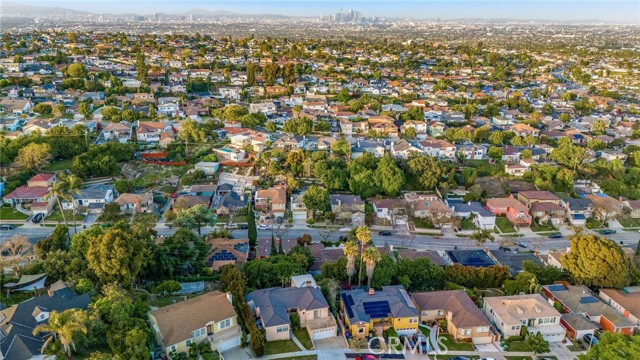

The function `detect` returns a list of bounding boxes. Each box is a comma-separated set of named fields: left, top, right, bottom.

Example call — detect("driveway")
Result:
left=315, top=337, right=347, bottom=350
left=550, top=341, right=581, bottom=360
left=475, top=342, right=502, bottom=352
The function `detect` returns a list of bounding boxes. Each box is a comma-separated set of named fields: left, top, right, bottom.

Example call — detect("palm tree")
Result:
left=46, top=177, right=69, bottom=226
left=343, top=240, right=358, bottom=285
left=354, top=226, right=371, bottom=287
left=33, top=309, right=88, bottom=357
left=362, top=246, right=381, bottom=288
left=65, top=175, right=83, bottom=235
left=470, top=229, right=495, bottom=247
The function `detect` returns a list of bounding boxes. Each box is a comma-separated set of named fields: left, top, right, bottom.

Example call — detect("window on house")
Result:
left=218, top=318, right=232, bottom=330
left=170, top=345, right=176, bottom=352
left=276, top=325, right=289, bottom=333
left=409, top=318, right=418, bottom=323
left=462, top=329, right=472, bottom=335
left=192, top=328, right=206, bottom=338
left=357, top=327, right=365, bottom=334
left=437, top=310, right=444, bottom=316
left=186, top=340, right=192, bottom=347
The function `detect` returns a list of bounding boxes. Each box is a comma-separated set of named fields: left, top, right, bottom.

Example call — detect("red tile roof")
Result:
left=28, top=173, right=55, bottom=182
left=4, top=186, right=49, bottom=200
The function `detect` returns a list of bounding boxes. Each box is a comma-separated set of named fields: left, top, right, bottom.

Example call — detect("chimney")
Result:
left=368, top=288, right=375, bottom=296
left=48, top=289, right=54, bottom=297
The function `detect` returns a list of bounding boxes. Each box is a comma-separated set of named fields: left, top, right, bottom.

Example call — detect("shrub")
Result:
left=306, top=218, right=315, bottom=225
left=290, top=314, right=301, bottom=330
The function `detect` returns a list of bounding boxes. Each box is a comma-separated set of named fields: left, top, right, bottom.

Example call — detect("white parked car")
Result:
left=258, top=224, right=269, bottom=230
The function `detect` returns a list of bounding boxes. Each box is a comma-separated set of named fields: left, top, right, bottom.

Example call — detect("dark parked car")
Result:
left=412, top=333, right=429, bottom=353
left=378, top=230, right=392, bottom=236
left=599, top=229, right=616, bottom=235
left=499, top=246, right=513, bottom=252
left=31, top=213, right=43, bottom=223
left=450, top=357, right=471, bottom=360
left=239, top=224, right=248, bottom=229
left=548, top=232, right=563, bottom=238
left=0, top=224, right=15, bottom=230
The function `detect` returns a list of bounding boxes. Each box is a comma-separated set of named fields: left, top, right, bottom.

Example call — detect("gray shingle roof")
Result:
left=246, top=287, right=329, bottom=327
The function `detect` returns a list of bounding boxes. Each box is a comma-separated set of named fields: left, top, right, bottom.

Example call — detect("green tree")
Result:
left=79, top=102, right=92, bottom=118
left=247, top=203, right=257, bottom=248
left=331, top=137, right=351, bottom=158
left=470, top=229, right=495, bottom=246
left=265, top=121, right=277, bottom=132
left=560, top=234, right=635, bottom=288
left=33, top=103, right=53, bottom=115
left=303, top=185, right=330, bottom=213
left=33, top=309, right=89, bottom=357
left=504, top=271, right=540, bottom=295
left=246, top=61, right=256, bottom=86
left=527, top=332, right=550, bottom=356
left=343, top=240, right=358, bottom=285
left=155, top=280, right=182, bottom=295
left=355, top=226, right=371, bottom=287
left=66, top=63, right=87, bottom=78
left=362, top=246, right=381, bottom=287
left=578, top=333, right=640, bottom=360
left=375, top=155, right=405, bottom=196
left=86, top=223, right=151, bottom=288
left=14, top=142, right=52, bottom=171
left=53, top=103, right=66, bottom=117
left=407, top=154, right=449, bottom=190
left=174, top=204, right=215, bottom=236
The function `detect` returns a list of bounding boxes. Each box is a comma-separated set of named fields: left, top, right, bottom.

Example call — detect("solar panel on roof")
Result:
left=579, top=296, right=599, bottom=304
left=547, top=284, right=568, bottom=292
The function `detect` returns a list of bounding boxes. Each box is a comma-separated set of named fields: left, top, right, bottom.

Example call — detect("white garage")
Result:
left=308, top=317, right=338, bottom=341
left=213, top=334, right=242, bottom=352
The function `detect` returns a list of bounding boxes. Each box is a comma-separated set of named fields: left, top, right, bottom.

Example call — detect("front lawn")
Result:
left=293, top=328, right=313, bottom=350
left=531, top=221, right=556, bottom=232
left=413, top=218, right=436, bottom=229
left=585, top=218, right=601, bottom=229
left=263, top=339, right=301, bottom=355
left=495, top=216, right=516, bottom=233
left=461, top=218, right=477, bottom=231
left=47, top=210, right=86, bottom=223
left=0, top=207, right=29, bottom=220
left=505, top=340, right=531, bottom=352
left=419, top=327, right=474, bottom=351
left=133, top=213, right=158, bottom=226
left=505, top=357, right=533, bottom=360
left=618, top=217, right=640, bottom=228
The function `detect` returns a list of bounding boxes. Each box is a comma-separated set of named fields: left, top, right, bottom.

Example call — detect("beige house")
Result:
left=246, top=286, right=337, bottom=342
left=115, top=192, right=154, bottom=213
left=483, top=294, right=566, bottom=342
left=412, top=290, right=497, bottom=345
left=149, top=291, right=242, bottom=355
left=255, top=185, right=287, bottom=222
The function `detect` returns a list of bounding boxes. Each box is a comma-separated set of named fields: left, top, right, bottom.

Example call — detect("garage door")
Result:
left=217, top=335, right=241, bottom=352
left=543, top=333, right=565, bottom=343
left=292, top=212, right=307, bottom=221
left=312, top=328, right=335, bottom=340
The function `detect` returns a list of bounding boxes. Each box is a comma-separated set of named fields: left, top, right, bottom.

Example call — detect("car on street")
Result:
left=31, top=213, right=43, bottom=224
left=480, top=358, right=496, bottom=360
left=499, top=246, right=514, bottom=252
left=239, top=224, right=248, bottom=230
left=0, top=224, right=15, bottom=230
left=516, top=241, right=528, bottom=248
left=584, top=334, right=598, bottom=346
left=548, top=232, right=563, bottom=238
left=599, top=229, right=616, bottom=235
left=450, top=357, right=471, bottom=360
left=378, top=230, right=392, bottom=236
left=258, top=224, right=269, bottom=230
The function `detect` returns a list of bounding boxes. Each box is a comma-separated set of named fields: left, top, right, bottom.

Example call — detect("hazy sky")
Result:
left=13, top=1, right=640, bottom=22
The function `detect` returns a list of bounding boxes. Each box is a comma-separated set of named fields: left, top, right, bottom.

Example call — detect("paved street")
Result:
left=3, top=224, right=638, bottom=254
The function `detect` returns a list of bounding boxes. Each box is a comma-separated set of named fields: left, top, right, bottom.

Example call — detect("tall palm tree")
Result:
left=45, top=177, right=69, bottom=226
left=33, top=309, right=88, bottom=357
left=343, top=240, right=358, bottom=285
left=362, top=246, right=381, bottom=288
left=65, top=175, right=83, bottom=235
left=354, top=226, right=371, bottom=287
left=470, top=229, right=495, bottom=247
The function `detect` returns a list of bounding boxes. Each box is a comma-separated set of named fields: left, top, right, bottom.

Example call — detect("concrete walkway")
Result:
left=290, top=332, right=307, bottom=351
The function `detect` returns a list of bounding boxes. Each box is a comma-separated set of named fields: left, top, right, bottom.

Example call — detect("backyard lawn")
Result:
left=293, top=328, right=313, bottom=350
left=263, top=339, right=301, bottom=355
left=0, top=207, right=28, bottom=220
left=44, top=159, right=74, bottom=171
left=495, top=217, right=516, bottom=233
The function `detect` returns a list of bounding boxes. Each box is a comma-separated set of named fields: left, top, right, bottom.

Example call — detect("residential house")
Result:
left=599, top=287, right=640, bottom=327
left=249, top=102, right=277, bottom=115
left=457, top=144, right=487, bottom=160
left=390, top=139, right=422, bottom=159
left=0, top=281, right=91, bottom=360
left=136, top=121, right=166, bottom=142
left=446, top=200, right=496, bottom=230
left=404, top=192, right=454, bottom=227
left=542, top=284, right=638, bottom=335
left=400, top=120, right=428, bottom=140
left=205, top=238, right=249, bottom=271
left=103, top=122, right=132, bottom=143
left=418, top=139, right=456, bottom=160
left=246, top=286, right=337, bottom=341
left=621, top=199, right=640, bottom=219
left=444, top=250, right=495, bottom=267
left=114, top=192, right=154, bottom=213
left=485, top=197, right=532, bottom=227
left=214, top=147, right=246, bottom=162
left=317, top=136, right=337, bottom=150
left=3, top=173, right=56, bottom=214
left=562, top=198, right=593, bottom=225
left=395, top=249, right=445, bottom=266
left=487, top=249, right=543, bottom=275
left=216, top=191, right=248, bottom=216
left=290, top=274, right=318, bottom=288
left=340, top=285, right=419, bottom=338
left=560, top=313, right=598, bottom=341
left=62, top=185, right=115, bottom=213
left=510, top=123, right=540, bottom=137
left=330, top=194, right=365, bottom=214
left=352, top=140, right=386, bottom=158
left=272, top=135, right=305, bottom=151
left=505, top=163, right=527, bottom=177
left=412, top=290, right=497, bottom=344
left=482, top=294, right=566, bottom=342
left=0, top=98, right=32, bottom=115
left=255, top=185, right=287, bottom=221
left=586, top=194, right=623, bottom=222
left=194, top=162, right=220, bottom=176
left=370, top=198, right=408, bottom=222
left=149, top=291, right=242, bottom=355
left=291, top=192, right=310, bottom=222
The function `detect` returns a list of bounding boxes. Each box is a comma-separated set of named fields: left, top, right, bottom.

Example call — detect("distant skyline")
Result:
left=6, top=1, right=640, bottom=23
